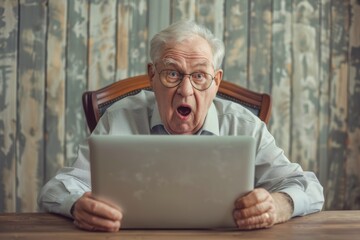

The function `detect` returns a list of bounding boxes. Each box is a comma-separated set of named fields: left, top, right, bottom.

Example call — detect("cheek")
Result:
left=161, top=96, right=172, bottom=113
left=194, top=93, right=214, bottom=117
left=154, top=87, right=176, bottom=114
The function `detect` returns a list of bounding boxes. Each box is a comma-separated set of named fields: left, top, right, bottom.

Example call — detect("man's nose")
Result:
left=176, top=75, right=194, bottom=96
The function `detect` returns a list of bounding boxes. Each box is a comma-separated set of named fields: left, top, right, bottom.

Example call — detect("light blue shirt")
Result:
left=38, top=90, right=324, bottom=218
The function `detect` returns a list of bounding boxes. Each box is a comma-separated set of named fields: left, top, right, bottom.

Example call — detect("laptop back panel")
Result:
left=89, top=135, right=255, bottom=229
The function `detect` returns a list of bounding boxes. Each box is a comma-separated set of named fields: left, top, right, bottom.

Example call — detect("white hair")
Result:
left=150, top=20, right=225, bottom=70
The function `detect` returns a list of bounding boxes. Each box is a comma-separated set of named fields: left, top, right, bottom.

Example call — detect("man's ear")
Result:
left=214, top=69, right=223, bottom=86
left=147, top=63, right=155, bottom=83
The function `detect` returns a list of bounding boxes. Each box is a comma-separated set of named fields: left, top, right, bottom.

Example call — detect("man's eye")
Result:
left=167, top=71, right=180, bottom=78
left=192, top=72, right=205, bottom=81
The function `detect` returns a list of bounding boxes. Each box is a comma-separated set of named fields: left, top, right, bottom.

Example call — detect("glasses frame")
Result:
left=157, top=68, right=215, bottom=91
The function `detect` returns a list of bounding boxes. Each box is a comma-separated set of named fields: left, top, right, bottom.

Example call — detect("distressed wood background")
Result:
left=0, top=0, right=359, bottom=213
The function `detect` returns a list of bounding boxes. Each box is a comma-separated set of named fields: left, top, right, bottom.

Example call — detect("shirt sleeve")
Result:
left=253, top=122, right=324, bottom=217
left=37, top=143, right=92, bottom=218
left=37, top=114, right=111, bottom=218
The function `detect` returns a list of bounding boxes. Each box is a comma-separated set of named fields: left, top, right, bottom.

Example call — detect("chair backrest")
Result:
left=82, top=75, right=271, bottom=133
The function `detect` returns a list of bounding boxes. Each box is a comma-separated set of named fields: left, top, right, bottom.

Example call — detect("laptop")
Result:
left=89, top=135, right=255, bottom=229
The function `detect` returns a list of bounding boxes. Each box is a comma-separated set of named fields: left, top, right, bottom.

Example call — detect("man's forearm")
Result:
left=271, top=192, right=294, bottom=224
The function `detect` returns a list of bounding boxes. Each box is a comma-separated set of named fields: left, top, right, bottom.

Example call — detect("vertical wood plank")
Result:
left=17, top=0, right=47, bottom=212
left=318, top=0, right=331, bottom=192
left=326, top=0, right=350, bottom=210
left=291, top=0, right=320, bottom=172
left=126, top=0, right=148, bottom=77
left=148, top=0, right=170, bottom=52
left=45, top=0, right=67, bottom=182
left=222, top=0, right=249, bottom=87
left=65, top=0, right=88, bottom=165
left=116, top=0, right=131, bottom=80
left=345, top=0, right=360, bottom=209
left=248, top=0, right=272, bottom=92
left=171, top=0, right=196, bottom=22
left=0, top=0, right=18, bottom=213
left=88, top=0, right=117, bottom=90
left=194, top=0, right=224, bottom=40
left=116, top=0, right=149, bottom=79
left=269, top=0, right=292, bottom=156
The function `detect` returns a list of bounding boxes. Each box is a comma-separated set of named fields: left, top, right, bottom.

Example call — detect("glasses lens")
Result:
left=159, top=70, right=214, bottom=91
left=190, top=72, right=213, bottom=90
left=160, top=70, right=181, bottom=87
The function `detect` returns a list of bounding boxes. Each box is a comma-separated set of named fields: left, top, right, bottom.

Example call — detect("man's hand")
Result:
left=72, top=192, right=123, bottom=232
left=233, top=188, right=293, bottom=230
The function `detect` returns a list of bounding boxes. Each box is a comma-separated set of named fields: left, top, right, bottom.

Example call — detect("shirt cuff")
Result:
left=279, top=187, right=309, bottom=217
left=60, top=193, right=84, bottom=218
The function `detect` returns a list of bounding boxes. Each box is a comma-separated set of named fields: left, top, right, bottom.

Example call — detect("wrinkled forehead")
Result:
left=158, top=36, right=214, bottom=69
left=160, top=57, right=212, bottom=69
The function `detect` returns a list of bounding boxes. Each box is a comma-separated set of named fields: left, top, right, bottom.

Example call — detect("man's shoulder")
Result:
left=92, top=90, right=155, bottom=135
left=106, top=90, right=156, bottom=112
left=213, top=96, right=259, bottom=123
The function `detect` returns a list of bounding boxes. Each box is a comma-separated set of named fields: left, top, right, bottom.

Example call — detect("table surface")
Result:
left=0, top=211, right=359, bottom=240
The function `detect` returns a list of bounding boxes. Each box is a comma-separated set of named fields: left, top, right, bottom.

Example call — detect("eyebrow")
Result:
left=190, top=61, right=210, bottom=68
left=162, top=58, right=178, bottom=67
left=162, top=58, right=211, bottom=69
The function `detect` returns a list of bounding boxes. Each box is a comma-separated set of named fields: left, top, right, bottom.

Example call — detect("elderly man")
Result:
left=38, top=20, right=324, bottom=232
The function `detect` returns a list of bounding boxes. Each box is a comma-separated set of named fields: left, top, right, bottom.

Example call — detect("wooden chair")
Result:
left=82, top=75, right=272, bottom=133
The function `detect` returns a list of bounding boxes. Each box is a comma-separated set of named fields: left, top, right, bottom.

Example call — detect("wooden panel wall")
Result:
left=0, top=0, right=359, bottom=212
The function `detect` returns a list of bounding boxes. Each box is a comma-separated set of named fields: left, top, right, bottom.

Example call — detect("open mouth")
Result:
left=177, top=106, right=192, bottom=117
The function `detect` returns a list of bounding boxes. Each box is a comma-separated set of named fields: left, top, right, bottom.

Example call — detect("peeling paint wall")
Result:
left=0, top=0, right=359, bottom=212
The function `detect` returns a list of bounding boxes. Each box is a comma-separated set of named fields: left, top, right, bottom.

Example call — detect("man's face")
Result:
left=148, top=36, right=223, bottom=135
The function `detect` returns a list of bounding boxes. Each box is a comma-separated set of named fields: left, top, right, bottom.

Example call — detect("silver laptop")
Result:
left=89, top=135, right=255, bottom=229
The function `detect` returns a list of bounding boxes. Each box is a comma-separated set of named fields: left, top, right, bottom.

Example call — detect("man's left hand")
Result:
left=233, top=188, right=293, bottom=230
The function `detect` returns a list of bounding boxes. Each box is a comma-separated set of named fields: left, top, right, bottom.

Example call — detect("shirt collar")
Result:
left=150, top=101, right=219, bottom=136
left=200, top=103, right=219, bottom=135
left=150, top=103, right=164, bottom=129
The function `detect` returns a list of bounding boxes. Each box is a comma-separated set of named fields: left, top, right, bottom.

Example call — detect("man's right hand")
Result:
left=71, top=192, right=122, bottom=232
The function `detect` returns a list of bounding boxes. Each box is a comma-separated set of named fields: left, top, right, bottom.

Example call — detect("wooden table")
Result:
left=0, top=211, right=359, bottom=239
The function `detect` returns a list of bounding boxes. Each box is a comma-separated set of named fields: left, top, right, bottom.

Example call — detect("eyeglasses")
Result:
left=157, top=69, right=215, bottom=91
